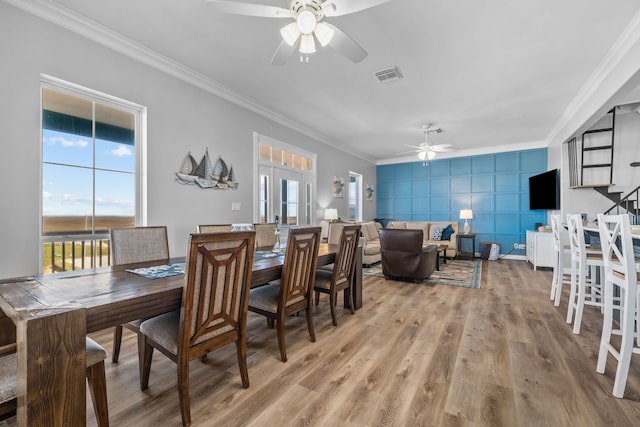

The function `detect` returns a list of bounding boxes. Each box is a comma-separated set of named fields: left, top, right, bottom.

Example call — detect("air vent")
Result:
left=375, top=66, right=403, bottom=83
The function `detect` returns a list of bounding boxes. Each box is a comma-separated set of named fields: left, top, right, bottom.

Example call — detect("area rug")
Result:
left=363, top=259, right=482, bottom=289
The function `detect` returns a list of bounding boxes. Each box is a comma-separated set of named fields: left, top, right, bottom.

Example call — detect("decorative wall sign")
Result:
left=333, top=176, right=345, bottom=198
left=366, top=184, right=375, bottom=201
left=176, top=148, right=238, bottom=190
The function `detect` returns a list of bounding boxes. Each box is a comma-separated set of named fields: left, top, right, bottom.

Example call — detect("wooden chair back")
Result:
left=179, top=231, right=256, bottom=358
left=279, top=227, right=321, bottom=313
left=197, top=224, right=233, bottom=233
left=332, top=224, right=361, bottom=289
left=254, top=223, right=278, bottom=248
left=110, top=226, right=169, bottom=265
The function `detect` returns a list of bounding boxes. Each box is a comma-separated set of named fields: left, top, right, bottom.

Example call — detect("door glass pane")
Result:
left=259, top=174, right=269, bottom=223
left=280, top=178, right=299, bottom=225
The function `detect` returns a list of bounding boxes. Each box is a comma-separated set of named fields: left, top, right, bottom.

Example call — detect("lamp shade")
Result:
left=324, top=208, right=338, bottom=221
left=460, top=209, right=473, bottom=220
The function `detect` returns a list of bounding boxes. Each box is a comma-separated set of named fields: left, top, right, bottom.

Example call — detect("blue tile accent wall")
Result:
left=376, top=148, right=548, bottom=255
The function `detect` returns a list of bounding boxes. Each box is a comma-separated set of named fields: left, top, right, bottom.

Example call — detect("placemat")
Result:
left=126, top=262, right=186, bottom=279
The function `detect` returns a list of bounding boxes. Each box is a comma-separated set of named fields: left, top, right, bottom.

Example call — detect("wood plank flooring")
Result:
left=7, top=259, right=640, bottom=426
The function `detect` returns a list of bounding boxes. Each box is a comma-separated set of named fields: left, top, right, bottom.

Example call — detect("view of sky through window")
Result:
left=42, top=128, right=135, bottom=217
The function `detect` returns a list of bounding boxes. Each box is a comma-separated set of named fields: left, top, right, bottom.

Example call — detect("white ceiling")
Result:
left=18, top=0, right=640, bottom=163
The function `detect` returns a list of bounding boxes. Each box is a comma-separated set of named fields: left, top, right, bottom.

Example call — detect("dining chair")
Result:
left=327, top=221, right=345, bottom=245
left=248, top=226, right=321, bottom=362
left=254, top=223, right=278, bottom=248
left=110, top=226, right=170, bottom=363
left=0, top=338, right=109, bottom=426
left=550, top=214, right=571, bottom=306
left=565, top=213, right=605, bottom=334
left=197, top=224, right=233, bottom=233
left=314, top=224, right=360, bottom=326
left=138, top=231, right=255, bottom=427
left=595, top=213, right=640, bottom=398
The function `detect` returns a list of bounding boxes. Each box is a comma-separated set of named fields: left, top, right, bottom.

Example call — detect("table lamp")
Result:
left=460, top=209, right=473, bottom=234
left=324, top=208, right=338, bottom=222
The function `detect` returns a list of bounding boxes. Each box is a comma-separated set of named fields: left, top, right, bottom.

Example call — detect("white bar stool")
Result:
left=596, top=213, right=640, bottom=398
left=566, top=213, right=604, bottom=334
left=550, top=214, right=571, bottom=306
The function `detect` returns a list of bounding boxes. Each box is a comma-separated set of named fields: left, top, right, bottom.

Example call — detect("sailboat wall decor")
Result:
left=175, top=148, right=238, bottom=190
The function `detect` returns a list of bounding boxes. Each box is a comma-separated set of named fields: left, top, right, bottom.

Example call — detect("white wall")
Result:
left=0, top=4, right=375, bottom=278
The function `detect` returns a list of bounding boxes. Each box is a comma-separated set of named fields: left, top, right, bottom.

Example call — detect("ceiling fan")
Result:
left=204, top=0, right=393, bottom=64
left=404, top=124, right=456, bottom=163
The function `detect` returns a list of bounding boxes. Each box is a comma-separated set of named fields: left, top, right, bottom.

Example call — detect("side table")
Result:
left=457, top=233, right=476, bottom=260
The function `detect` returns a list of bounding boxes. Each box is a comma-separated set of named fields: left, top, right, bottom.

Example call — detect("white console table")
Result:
left=526, top=230, right=554, bottom=270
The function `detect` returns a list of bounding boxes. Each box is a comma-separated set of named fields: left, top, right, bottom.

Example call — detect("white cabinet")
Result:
left=526, top=230, right=554, bottom=270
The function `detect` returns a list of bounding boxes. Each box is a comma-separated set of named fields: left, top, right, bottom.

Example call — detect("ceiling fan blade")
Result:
left=430, top=144, right=457, bottom=153
left=270, top=39, right=298, bottom=65
left=403, top=144, right=423, bottom=150
left=325, top=23, right=367, bottom=63
left=205, top=0, right=291, bottom=18
left=323, top=0, right=393, bottom=17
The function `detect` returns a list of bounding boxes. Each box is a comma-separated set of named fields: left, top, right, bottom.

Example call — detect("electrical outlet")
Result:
left=231, top=202, right=241, bottom=211
left=517, top=244, right=526, bottom=250
left=513, top=243, right=518, bottom=249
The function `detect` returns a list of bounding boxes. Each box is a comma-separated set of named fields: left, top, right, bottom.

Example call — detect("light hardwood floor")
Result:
left=12, top=259, right=640, bottom=426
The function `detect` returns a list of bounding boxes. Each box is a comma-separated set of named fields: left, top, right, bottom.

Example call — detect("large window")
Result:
left=41, top=76, right=145, bottom=273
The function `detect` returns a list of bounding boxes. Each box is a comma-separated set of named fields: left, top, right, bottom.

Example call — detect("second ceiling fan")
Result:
left=205, top=0, right=393, bottom=64
left=404, top=125, right=456, bottom=164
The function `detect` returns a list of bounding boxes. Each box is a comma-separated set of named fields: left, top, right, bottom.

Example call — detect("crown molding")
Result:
left=3, top=0, right=376, bottom=164
left=546, top=7, right=640, bottom=146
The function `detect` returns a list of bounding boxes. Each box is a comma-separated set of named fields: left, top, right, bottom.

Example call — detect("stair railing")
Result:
left=603, top=184, right=640, bottom=223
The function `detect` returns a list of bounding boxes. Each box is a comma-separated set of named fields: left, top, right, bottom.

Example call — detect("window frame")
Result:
left=39, top=74, right=147, bottom=272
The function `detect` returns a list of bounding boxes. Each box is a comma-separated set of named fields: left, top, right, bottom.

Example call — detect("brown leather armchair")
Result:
left=379, top=228, right=438, bottom=283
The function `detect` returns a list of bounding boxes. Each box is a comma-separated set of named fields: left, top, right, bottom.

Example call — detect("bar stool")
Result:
left=550, top=214, right=571, bottom=306
left=566, top=213, right=604, bottom=334
left=596, top=213, right=640, bottom=398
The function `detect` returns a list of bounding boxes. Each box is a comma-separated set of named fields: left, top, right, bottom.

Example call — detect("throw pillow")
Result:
left=431, top=226, right=443, bottom=241
left=441, top=224, right=454, bottom=240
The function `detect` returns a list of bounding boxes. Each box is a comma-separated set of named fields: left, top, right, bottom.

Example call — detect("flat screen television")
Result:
left=529, top=169, right=560, bottom=210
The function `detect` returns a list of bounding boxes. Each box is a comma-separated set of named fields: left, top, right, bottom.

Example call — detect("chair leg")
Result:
left=315, top=290, right=320, bottom=306
left=266, top=317, right=274, bottom=329
left=139, top=336, right=154, bottom=390
left=346, top=287, right=355, bottom=315
left=566, top=261, right=578, bottom=324
left=177, top=360, right=191, bottom=427
left=613, top=286, right=636, bottom=398
left=306, top=306, right=316, bottom=343
left=573, top=266, right=587, bottom=335
left=276, top=317, right=287, bottom=363
left=236, top=339, right=250, bottom=388
left=597, top=281, right=614, bottom=374
left=112, top=325, right=123, bottom=363
left=329, top=290, right=338, bottom=327
left=86, top=361, right=109, bottom=427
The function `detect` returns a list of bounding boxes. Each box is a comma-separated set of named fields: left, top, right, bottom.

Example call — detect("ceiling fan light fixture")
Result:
left=427, top=150, right=436, bottom=160
left=314, top=22, right=335, bottom=46
left=300, top=33, right=316, bottom=53
left=280, top=22, right=300, bottom=46
left=296, top=9, right=317, bottom=34
left=418, top=150, right=426, bottom=161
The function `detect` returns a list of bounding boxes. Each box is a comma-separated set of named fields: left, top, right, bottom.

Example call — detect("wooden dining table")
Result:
left=0, top=242, right=361, bottom=426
